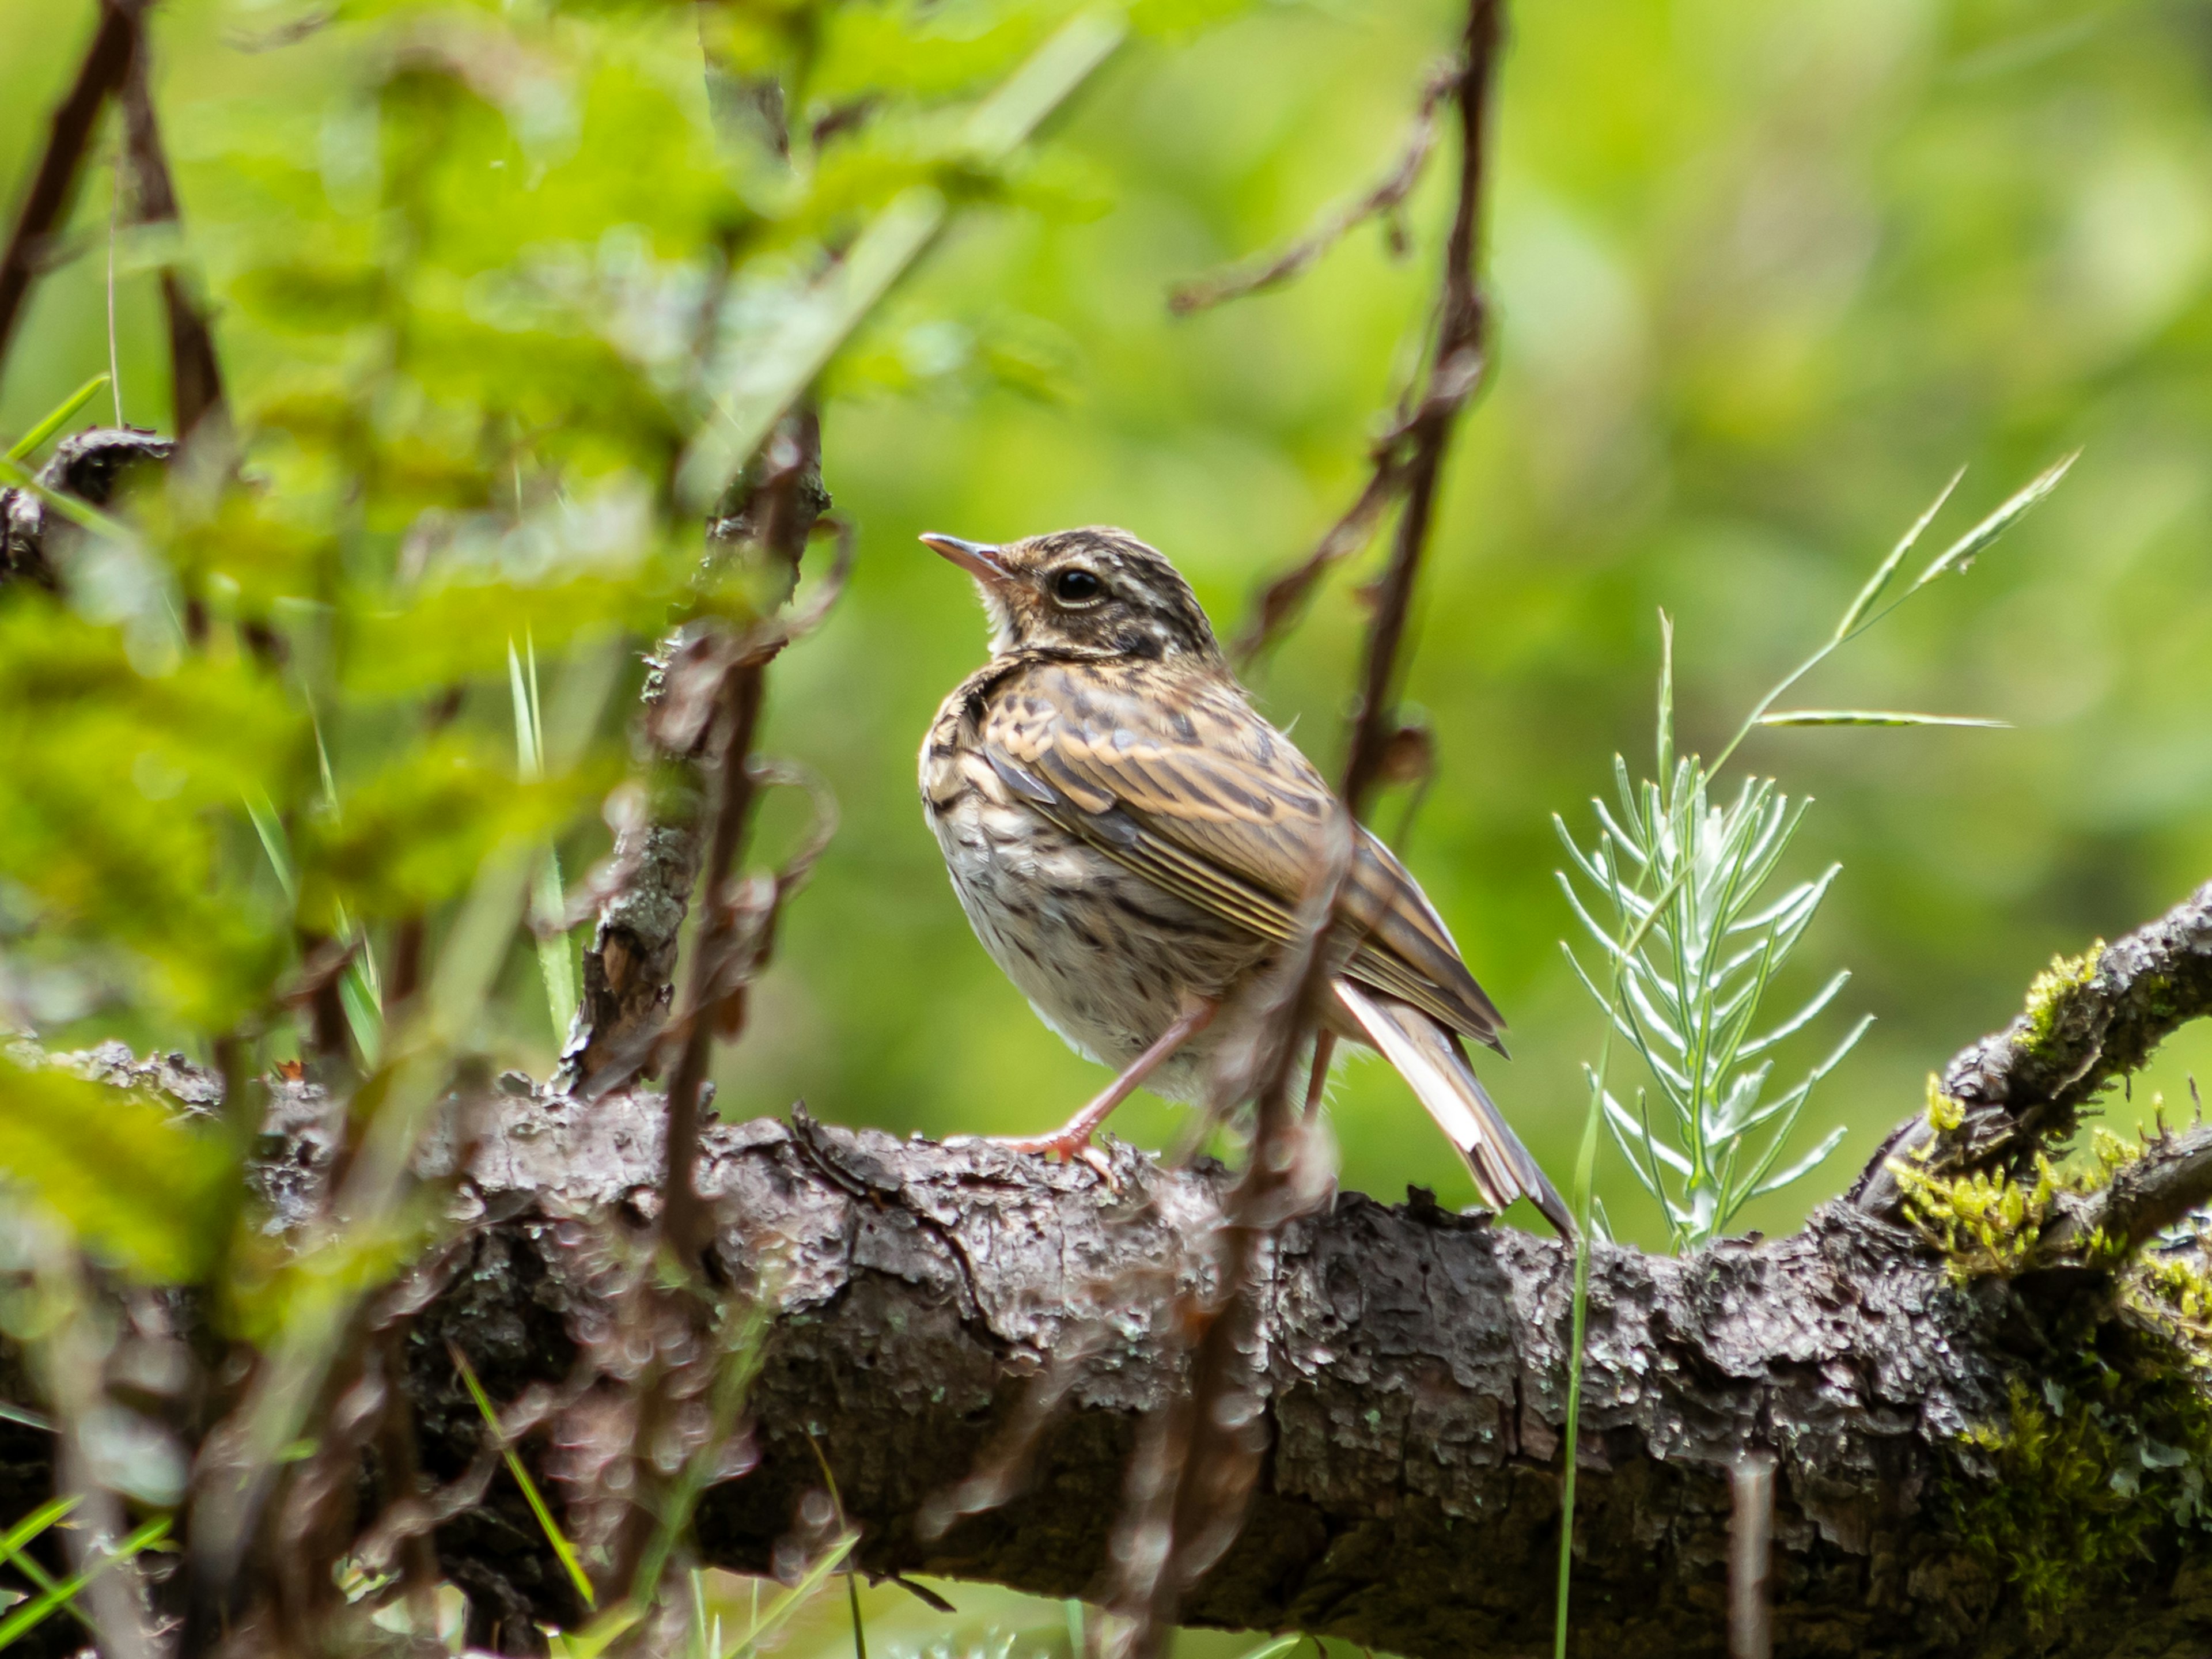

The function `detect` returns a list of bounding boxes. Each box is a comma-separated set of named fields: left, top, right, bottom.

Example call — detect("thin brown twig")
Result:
left=1224, top=17, right=1501, bottom=676
left=1231, top=451, right=1412, bottom=665
left=656, top=422, right=834, bottom=1260
left=1168, top=61, right=1457, bottom=317
left=119, top=32, right=227, bottom=439
left=558, top=416, right=833, bottom=1097
left=0, top=0, right=142, bottom=379
left=1238, top=0, right=1503, bottom=1134
left=1095, top=25, right=1513, bottom=1624
left=1338, top=0, right=1502, bottom=824
left=657, top=656, right=770, bottom=1266
left=1105, top=810, right=1353, bottom=1659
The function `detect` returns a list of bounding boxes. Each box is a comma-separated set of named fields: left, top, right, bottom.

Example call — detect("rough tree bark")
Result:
left=5, top=885, right=2208, bottom=1659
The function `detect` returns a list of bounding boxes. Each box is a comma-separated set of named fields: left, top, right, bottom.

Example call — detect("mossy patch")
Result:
left=1948, top=1322, right=2212, bottom=1631
left=1926, top=1115, right=2212, bottom=1631
left=1892, top=1127, right=2139, bottom=1281
left=2021, top=941, right=2106, bottom=1060
left=1925, top=1072, right=1964, bottom=1134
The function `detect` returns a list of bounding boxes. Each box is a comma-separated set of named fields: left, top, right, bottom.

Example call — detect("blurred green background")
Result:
left=4, top=0, right=2209, bottom=1251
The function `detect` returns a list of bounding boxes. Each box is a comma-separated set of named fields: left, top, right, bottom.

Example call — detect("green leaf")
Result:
left=724, top=1533, right=859, bottom=1659
left=343, top=575, right=662, bottom=700
left=293, top=734, right=608, bottom=928
left=0, top=1056, right=237, bottom=1282
left=0, top=603, right=298, bottom=1029
left=679, top=8, right=1127, bottom=507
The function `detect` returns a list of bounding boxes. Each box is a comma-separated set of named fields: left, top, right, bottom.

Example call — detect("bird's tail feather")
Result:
left=1333, top=979, right=1575, bottom=1238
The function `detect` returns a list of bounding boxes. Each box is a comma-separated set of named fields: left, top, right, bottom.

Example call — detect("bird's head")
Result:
left=920, top=526, right=1224, bottom=663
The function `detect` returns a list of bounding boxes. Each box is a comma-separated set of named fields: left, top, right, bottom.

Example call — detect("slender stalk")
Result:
left=1338, top=0, right=1501, bottom=820
left=657, top=660, right=766, bottom=1264
left=0, top=0, right=139, bottom=377
left=1553, top=958, right=1624, bottom=1657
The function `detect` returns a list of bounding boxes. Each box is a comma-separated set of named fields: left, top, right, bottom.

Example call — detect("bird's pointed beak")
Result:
left=919, top=532, right=1012, bottom=585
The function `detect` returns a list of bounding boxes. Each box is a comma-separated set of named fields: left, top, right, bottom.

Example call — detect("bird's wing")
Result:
left=980, top=660, right=1506, bottom=1050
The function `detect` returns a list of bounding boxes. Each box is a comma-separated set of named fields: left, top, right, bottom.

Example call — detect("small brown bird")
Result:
left=918, top=525, right=1570, bottom=1235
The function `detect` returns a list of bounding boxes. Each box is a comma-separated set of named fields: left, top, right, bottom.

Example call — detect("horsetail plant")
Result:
left=1556, top=626, right=1872, bottom=1251
left=1550, top=450, right=2078, bottom=1658
left=1559, top=449, right=2075, bottom=1251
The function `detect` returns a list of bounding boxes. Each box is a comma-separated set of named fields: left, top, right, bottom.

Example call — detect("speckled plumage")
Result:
left=918, top=525, right=1569, bottom=1232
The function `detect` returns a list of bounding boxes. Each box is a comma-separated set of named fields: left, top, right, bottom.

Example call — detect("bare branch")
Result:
left=119, top=30, right=228, bottom=440
left=1338, top=0, right=1501, bottom=823
left=556, top=412, right=832, bottom=1096
left=0, top=0, right=142, bottom=376
left=1168, top=62, right=1457, bottom=317
left=2038, top=1120, right=2212, bottom=1263
left=1855, top=878, right=2212, bottom=1219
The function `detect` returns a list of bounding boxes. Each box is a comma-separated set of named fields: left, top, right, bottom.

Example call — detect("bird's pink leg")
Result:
left=994, top=997, right=1219, bottom=1161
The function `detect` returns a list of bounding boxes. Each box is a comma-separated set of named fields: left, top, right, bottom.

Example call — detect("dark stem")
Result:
left=119, top=29, right=228, bottom=439
left=656, top=661, right=767, bottom=1266
left=0, top=0, right=139, bottom=381
left=1336, top=0, right=1501, bottom=820
left=558, top=412, right=825, bottom=1096
left=1109, top=820, right=1354, bottom=1659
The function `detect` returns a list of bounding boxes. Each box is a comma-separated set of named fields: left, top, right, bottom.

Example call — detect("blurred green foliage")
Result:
left=0, top=0, right=2206, bottom=1264
left=0, top=0, right=1130, bottom=1294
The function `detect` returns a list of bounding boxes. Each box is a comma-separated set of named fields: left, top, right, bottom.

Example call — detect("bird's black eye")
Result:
left=1051, top=568, right=1103, bottom=604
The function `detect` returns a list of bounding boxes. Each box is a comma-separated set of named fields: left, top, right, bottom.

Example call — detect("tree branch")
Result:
left=555, top=414, right=829, bottom=1096
left=9, top=878, right=2212, bottom=1657
left=1854, top=877, right=2212, bottom=1219
left=142, top=1094, right=2200, bottom=1659
left=1, top=426, right=172, bottom=588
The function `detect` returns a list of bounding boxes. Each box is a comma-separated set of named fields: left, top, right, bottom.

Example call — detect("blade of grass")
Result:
left=1552, top=1047, right=1608, bottom=1659
left=0, top=1517, right=167, bottom=1653
left=802, top=1433, right=868, bottom=1659
left=450, top=1343, right=594, bottom=1609
left=553, top=1601, right=643, bottom=1659
left=5, top=373, right=109, bottom=461
left=0, top=1498, right=81, bottom=1567
left=844, top=1564, right=866, bottom=1659
left=1910, top=452, right=2078, bottom=592
left=1756, top=711, right=2009, bottom=729
left=0, top=1495, right=94, bottom=1635
left=724, top=1533, right=858, bottom=1659
left=1834, top=466, right=1963, bottom=641
left=510, top=635, right=578, bottom=1036
left=244, top=793, right=298, bottom=904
